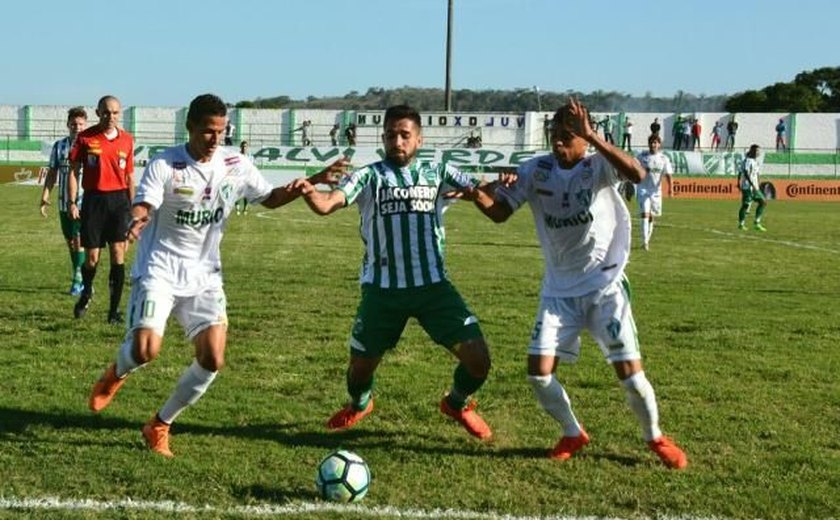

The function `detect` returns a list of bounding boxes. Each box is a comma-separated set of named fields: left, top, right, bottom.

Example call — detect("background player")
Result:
left=635, top=134, right=673, bottom=250
left=40, top=106, right=88, bottom=295
left=738, top=144, right=767, bottom=231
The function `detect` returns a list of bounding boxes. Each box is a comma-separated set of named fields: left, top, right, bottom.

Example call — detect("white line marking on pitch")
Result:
left=0, top=496, right=730, bottom=520
left=659, top=222, right=840, bottom=254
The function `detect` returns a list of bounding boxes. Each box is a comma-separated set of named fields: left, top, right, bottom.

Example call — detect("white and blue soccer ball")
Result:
left=315, top=449, right=371, bottom=503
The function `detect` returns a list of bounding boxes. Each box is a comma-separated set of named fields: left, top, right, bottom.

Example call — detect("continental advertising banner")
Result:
left=671, top=177, right=840, bottom=201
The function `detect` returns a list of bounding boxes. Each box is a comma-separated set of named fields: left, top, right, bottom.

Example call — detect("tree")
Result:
left=794, top=67, right=840, bottom=111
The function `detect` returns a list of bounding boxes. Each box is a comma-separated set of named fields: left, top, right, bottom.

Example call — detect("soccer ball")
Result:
left=315, top=449, right=371, bottom=503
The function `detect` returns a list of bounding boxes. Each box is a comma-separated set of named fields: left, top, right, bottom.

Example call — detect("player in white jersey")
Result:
left=635, top=134, right=673, bottom=250
left=738, top=144, right=767, bottom=231
left=40, top=107, right=88, bottom=295
left=463, top=99, right=688, bottom=469
left=87, top=94, right=310, bottom=457
left=292, top=105, right=494, bottom=441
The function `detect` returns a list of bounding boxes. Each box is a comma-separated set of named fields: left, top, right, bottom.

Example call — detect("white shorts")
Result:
left=527, top=278, right=641, bottom=364
left=125, top=279, right=228, bottom=340
left=637, top=190, right=662, bottom=217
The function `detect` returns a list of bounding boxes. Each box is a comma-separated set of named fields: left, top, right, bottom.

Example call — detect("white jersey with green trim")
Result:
left=636, top=151, right=673, bottom=196
left=740, top=157, right=760, bottom=190
left=49, top=136, right=83, bottom=212
left=132, top=144, right=273, bottom=296
left=497, top=153, right=630, bottom=297
left=338, top=159, right=479, bottom=289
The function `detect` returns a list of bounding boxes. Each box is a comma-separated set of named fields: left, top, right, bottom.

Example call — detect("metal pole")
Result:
left=444, top=0, right=453, bottom=111
left=533, top=86, right=542, bottom=112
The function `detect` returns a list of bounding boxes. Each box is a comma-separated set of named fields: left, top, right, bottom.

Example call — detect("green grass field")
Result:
left=1, top=183, right=838, bottom=519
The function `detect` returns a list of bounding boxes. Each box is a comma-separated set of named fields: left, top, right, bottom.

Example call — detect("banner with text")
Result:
left=671, top=177, right=840, bottom=201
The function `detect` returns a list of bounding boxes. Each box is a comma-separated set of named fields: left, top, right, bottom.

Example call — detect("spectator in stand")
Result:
left=680, top=118, right=692, bottom=152
left=329, top=124, right=340, bottom=146
left=621, top=117, right=633, bottom=151
left=294, top=120, right=313, bottom=146
left=725, top=118, right=738, bottom=151
left=224, top=121, right=235, bottom=146
left=671, top=117, right=683, bottom=150
left=710, top=121, right=723, bottom=151
left=345, top=123, right=357, bottom=146
left=601, top=115, right=615, bottom=144
left=543, top=114, right=553, bottom=149
left=236, top=140, right=254, bottom=215
left=775, top=118, right=787, bottom=151
left=691, top=119, right=702, bottom=151
left=649, top=117, right=661, bottom=137
left=466, top=131, right=482, bottom=148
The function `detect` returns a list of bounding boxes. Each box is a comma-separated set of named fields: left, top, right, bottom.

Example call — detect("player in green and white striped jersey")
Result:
left=40, top=107, right=88, bottom=295
left=293, top=105, right=495, bottom=440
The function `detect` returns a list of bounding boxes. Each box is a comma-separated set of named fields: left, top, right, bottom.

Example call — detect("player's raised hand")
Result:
left=566, top=97, right=594, bottom=140
left=309, top=157, right=351, bottom=186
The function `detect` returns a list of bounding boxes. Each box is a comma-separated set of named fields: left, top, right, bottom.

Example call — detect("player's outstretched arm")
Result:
left=127, top=202, right=152, bottom=243
left=293, top=178, right=347, bottom=215
left=308, top=157, right=351, bottom=186
left=566, top=98, right=646, bottom=184
left=262, top=182, right=305, bottom=209
left=451, top=176, right=515, bottom=223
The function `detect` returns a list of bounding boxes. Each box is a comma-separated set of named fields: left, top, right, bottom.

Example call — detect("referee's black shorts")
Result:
left=80, top=190, right=131, bottom=248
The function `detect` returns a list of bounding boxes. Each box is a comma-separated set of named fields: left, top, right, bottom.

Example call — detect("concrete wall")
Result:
left=3, top=104, right=840, bottom=152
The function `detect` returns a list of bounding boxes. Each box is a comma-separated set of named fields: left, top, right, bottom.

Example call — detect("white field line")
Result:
left=657, top=222, right=840, bottom=255
left=0, top=496, right=733, bottom=520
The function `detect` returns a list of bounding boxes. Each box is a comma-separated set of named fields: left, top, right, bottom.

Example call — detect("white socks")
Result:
left=528, top=374, right=582, bottom=437
left=115, top=336, right=143, bottom=378
left=158, top=360, right=217, bottom=424
left=640, top=217, right=654, bottom=245
left=621, top=371, right=662, bottom=441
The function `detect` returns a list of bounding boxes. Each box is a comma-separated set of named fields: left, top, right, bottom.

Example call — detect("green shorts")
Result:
left=741, top=187, right=765, bottom=205
left=59, top=211, right=81, bottom=240
left=349, top=281, right=483, bottom=358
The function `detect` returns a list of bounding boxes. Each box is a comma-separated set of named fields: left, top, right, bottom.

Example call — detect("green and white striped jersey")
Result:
left=338, top=160, right=479, bottom=289
left=49, top=136, right=83, bottom=212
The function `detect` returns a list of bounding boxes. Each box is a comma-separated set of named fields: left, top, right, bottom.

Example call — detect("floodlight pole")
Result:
left=444, top=0, right=454, bottom=111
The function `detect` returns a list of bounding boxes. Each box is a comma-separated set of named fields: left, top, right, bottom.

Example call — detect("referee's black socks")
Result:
left=108, top=263, right=125, bottom=315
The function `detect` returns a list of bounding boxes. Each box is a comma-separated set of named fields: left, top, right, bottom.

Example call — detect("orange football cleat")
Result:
left=142, top=416, right=174, bottom=458
left=439, top=396, right=493, bottom=440
left=89, top=363, right=127, bottom=413
left=326, top=399, right=374, bottom=430
left=549, top=429, right=590, bottom=460
left=648, top=435, right=688, bottom=470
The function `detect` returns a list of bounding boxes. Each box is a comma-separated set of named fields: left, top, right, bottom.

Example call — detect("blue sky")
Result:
left=2, top=0, right=836, bottom=107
